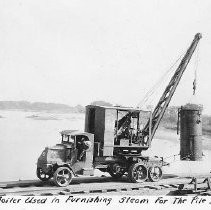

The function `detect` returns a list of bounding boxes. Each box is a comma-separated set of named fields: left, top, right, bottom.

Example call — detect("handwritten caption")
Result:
left=0, top=196, right=211, bottom=206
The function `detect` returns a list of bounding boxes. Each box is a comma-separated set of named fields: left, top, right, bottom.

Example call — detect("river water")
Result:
left=0, top=110, right=85, bottom=181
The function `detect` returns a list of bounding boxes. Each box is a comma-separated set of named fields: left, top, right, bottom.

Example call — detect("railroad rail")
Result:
left=0, top=175, right=210, bottom=196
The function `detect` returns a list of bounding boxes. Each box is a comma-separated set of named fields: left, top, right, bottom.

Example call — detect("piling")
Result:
left=179, top=103, right=203, bottom=161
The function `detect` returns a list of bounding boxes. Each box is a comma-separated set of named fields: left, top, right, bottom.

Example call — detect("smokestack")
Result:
left=179, top=103, right=203, bottom=161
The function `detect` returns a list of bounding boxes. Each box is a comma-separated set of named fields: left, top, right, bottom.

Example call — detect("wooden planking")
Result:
left=0, top=176, right=210, bottom=196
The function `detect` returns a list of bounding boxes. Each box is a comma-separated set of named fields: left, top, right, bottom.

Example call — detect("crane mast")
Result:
left=142, top=33, right=202, bottom=146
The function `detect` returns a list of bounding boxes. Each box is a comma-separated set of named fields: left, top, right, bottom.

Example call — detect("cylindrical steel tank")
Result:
left=179, top=104, right=203, bottom=161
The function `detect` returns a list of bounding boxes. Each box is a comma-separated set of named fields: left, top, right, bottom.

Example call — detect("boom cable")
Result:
left=136, top=52, right=185, bottom=109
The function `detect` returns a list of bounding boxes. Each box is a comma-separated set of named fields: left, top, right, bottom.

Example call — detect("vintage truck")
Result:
left=36, top=33, right=201, bottom=186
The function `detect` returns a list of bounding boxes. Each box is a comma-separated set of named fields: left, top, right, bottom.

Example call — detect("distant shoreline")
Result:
left=0, top=101, right=85, bottom=113
left=0, top=101, right=210, bottom=139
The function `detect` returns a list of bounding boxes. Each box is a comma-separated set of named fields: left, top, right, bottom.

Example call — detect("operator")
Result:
left=78, top=136, right=92, bottom=161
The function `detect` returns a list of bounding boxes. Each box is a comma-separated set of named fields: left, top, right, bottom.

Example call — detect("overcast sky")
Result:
left=0, top=0, right=211, bottom=113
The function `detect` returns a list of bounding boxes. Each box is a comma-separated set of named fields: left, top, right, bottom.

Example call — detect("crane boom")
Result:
left=142, top=33, right=202, bottom=146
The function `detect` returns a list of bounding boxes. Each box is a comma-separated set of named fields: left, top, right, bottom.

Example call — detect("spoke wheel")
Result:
left=108, top=164, right=126, bottom=179
left=148, top=166, right=163, bottom=182
left=37, top=168, right=52, bottom=181
left=128, top=163, right=148, bottom=183
left=53, top=167, right=73, bottom=187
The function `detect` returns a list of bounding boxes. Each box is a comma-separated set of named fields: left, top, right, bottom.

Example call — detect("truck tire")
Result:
left=148, top=166, right=163, bottom=182
left=108, top=163, right=126, bottom=179
left=53, top=167, right=73, bottom=187
left=128, top=163, right=148, bottom=183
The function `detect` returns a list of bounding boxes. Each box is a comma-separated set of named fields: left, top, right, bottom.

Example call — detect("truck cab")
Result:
left=37, top=130, right=94, bottom=186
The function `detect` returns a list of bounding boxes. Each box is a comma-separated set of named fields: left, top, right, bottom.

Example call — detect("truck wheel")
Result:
left=53, top=167, right=73, bottom=187
left=128, top=163, right=148, bottom=183
left=108, top=164, right=126, bottom=179
left=37, top=168, right=52, bottom=181
left=148, top=166, right=163, bottom=182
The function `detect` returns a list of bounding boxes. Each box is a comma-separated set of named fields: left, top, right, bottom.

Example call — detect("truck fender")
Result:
left=63, top=164, right=77, bottom=176
left=54, top=164, right=76, bottom=177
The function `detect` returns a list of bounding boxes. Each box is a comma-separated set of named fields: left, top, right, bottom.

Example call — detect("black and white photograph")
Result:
left=0, top=0, right=211, bottom=209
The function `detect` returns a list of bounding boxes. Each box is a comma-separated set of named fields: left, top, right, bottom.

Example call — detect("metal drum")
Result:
left=179, top=104, right=203, bottom=161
